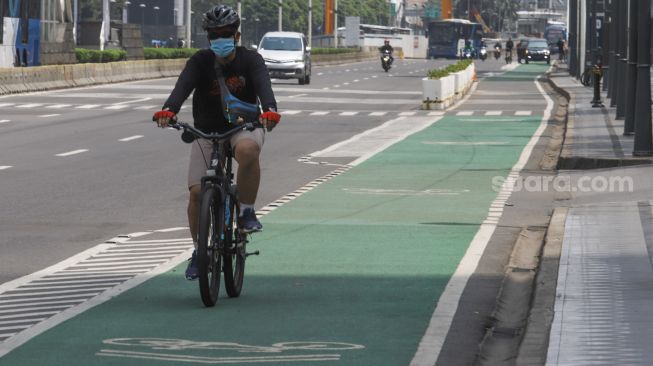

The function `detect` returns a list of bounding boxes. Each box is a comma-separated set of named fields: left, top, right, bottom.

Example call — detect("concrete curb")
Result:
left=0, top=52, right=377, bottom=96
left=475, top=227, right=547, bottom=366
left=547, top=66, right=653, bottom=170
left=515, top=207, right=569, bottom=366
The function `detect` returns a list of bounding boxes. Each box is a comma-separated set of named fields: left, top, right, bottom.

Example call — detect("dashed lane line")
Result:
left=15, top=104, right=43, bottom=109
left=485, top=111, right=503, bottom=116
left=55, top=149, right=88, bottom=157
left=38, top=114, right=60, bottom=118
left=0, top=120, right=10, bottom=124
left=0, top=166, right=12, bottom=170
left=118, top=135, right=144, bottom=142
left=515, top=110, right=533, bottom=116
left=46, top=104, right=71, bottom=109
left=75, top=105, right=100, bottom=109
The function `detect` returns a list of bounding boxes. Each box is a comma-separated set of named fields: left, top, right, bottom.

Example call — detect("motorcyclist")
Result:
left=505, top=37, right=514, bottom=60
left=494, top=40, right=502, bottom=58
left=378, top=39, right=394, bottom=65
left=464, top=38, right=474, bottom=58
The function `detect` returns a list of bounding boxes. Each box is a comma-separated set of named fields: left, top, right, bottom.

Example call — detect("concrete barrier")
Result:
left=0, top=50, right=378, bottom=96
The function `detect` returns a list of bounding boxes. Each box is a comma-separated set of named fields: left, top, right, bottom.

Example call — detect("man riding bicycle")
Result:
left=153, top=4, right=280, bottom=280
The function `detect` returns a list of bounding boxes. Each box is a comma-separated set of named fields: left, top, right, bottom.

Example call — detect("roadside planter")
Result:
left=422, top=60, right=475, bottom=110
left=422, top=75, right=455, bottom=109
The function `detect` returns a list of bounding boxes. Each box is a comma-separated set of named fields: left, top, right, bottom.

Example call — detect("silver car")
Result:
left=254, top=32, right=312, bottom=85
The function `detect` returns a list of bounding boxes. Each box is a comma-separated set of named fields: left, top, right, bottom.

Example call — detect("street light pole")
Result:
left=615, top=0, right=628, bottom=119
left=334, top=0, right=338, bottom=48
left=633, top=0, right=652, bottom=156
left=278, top=0, right=282, bottom=31
left=624, top=0, right=638, bottom=135
left=185, top=0, right=191, bottom=48
left=237, top=1, right=242, bottom=45
left=308, top=0, right=312, bottom=48
left=73, top=0, right=78, bottom=45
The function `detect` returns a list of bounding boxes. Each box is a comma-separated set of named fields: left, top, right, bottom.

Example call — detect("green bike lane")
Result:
left=0, top=63, right=549, bottom=366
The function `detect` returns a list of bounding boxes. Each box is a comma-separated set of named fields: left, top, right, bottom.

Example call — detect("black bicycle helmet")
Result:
left=202, top=5, right=240, bottom=31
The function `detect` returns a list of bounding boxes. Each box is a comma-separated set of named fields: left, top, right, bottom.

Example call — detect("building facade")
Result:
left=0, top=0, right=75, bottom=68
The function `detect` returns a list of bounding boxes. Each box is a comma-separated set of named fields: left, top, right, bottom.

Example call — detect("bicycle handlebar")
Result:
left=169, top=121, right=263, bottom=142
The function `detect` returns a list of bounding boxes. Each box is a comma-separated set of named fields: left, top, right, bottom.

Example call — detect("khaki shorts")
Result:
left=187, top=128, right=265, bottom=188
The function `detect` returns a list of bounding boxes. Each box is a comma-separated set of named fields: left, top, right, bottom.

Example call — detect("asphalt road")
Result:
left=0, top=57, right=476, bottom=285
left=0, top=56, right=531, bottom=364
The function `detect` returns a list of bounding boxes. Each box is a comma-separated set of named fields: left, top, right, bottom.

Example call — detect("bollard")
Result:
left=591, top=62, right=604, bottom=108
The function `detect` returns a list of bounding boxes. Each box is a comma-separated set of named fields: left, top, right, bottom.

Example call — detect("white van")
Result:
left=253, top=32, right=312, bottom=85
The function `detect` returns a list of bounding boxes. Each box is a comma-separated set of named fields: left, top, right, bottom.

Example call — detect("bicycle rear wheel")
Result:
left=197, top=186, right=223, bottom=307
left=223, top=190, right=246, bottom=297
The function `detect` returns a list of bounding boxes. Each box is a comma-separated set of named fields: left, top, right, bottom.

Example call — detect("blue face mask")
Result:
left=210, top=38, right=235, bottom=58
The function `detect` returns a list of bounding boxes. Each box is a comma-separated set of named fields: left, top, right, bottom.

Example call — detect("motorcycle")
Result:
left=479, top=46, right=487, bottom=61
left=381, top=50, right=392, bottom=72
left=461, top=48, right=474, bottom=60
left=494, top=46, right=501, bottom=60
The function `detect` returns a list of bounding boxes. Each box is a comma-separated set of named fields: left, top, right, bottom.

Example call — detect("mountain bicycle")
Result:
left=169, top=120, right=261, bottom=307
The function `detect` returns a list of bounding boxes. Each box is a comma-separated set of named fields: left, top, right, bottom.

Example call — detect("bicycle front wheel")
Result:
left=223, top=190, right=245, bottom=298
left=197, top=186, right=223, bottom=307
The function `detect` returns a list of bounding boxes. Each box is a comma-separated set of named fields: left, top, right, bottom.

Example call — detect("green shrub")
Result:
left=75, top=48, right=126, bottom=63
left=102, top=49, right=127, bottom=62
left=427, top=59, right=473, bottom=79
left=311, top=47, right=359, bottom=55
left=143, top=48, right=198, bottom=59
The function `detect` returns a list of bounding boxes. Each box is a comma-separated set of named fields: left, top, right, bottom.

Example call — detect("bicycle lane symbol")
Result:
left=96, top=338, right=365, bottom=363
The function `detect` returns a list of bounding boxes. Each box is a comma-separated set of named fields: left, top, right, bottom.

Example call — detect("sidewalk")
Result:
left=532, top=63, right=653, bottom=365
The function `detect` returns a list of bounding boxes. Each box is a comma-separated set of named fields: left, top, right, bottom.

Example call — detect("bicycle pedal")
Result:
left=245, top=250, right=260, bottom=257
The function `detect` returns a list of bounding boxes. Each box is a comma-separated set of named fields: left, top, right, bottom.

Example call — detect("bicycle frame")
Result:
left=170, top=121, right=262, bottom=306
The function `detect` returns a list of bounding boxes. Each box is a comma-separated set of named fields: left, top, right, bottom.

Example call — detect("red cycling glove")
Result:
left=152, top=110, right=176, bottom=122
left=260, top=111, right=281, bottom=124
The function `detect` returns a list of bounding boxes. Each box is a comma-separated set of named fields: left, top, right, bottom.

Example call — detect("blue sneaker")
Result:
left=185, top=251, right=199, bottom=280
left=238, top=208, right=263, bottom=233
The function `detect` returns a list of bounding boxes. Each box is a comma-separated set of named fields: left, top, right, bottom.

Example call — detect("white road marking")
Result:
left=456, top=111, right=474, bottom=116
left=422, top=141, right=508, bottom=145
left=282, top=110, right=302, bottom=115
left=410, top=68, right=555, bottom=366
left=38, top=114, right=60, bottom=118
left=428, top=111, right=445, bottom=116
left=133, top=105, right=159, bottom=110
left=343, top=82, right=350, bottom=86
left=310, top=111, right=329, bottom=116
left=104, top=105, right=129, bottom=110
left=76, top=105, right=100, bottom=109
left=119, top=135, right=144, bottom=142
left=0, top=103, right=15, bottom=108
left=0, top=166, right=12, bottom=170
left=46, top=104, right=71, bottom=109
left=399, top=111, right=417, bottom=116
left=112, top=97, right=152, bottom=106
left=310, top=116, right=442, bottom=166
left=55, top=149, right=88, bottom=157
left=485, top=111, right=503, bottom=116
left=369, top=112, right=387, bottom=116
left=333, top=85, right=341, bottom=88
left=16, top=104, right=43, bottom=108
left=515, top=110, right=532, bottom=116
left=271, top=87, right=422, bottom=95
left=317, top=72, right=324, bottom=76
left=0, top=120, right=10, bottom=124
left=287, top=93, right=308, bottom=98
left=353, top=79, right=360, bottom=82
left=339, top=111, right=358, bottom=116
